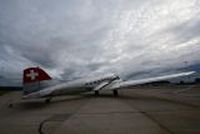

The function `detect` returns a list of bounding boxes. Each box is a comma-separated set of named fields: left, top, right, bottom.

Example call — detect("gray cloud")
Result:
left=0, top=0, right=200, bottom=85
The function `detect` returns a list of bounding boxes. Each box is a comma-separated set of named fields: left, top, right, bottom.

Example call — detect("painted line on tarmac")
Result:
left=38, top=113, right=73, bottom=134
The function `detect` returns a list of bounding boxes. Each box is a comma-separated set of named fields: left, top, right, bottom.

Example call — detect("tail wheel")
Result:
left=95, top=91, right=99, bottom=96
left=45, top=98, right=52, bottom=103
left=113, top=90, right=118, bottom=97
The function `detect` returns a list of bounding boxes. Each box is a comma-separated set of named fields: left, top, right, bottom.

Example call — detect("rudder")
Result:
left=23, top=67, right=52, bottom=95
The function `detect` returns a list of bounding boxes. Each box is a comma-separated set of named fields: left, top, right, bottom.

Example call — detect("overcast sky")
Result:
left=0, top=0, right=200, bottom=86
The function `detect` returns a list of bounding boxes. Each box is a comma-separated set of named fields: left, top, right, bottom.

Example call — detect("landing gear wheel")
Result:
left=113, top=90, right=118, bottom=97
left=95, top=91, right=99, bottom=96
left=8, top=103, right=13, bottom=108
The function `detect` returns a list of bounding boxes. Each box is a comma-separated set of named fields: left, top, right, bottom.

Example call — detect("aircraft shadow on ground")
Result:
left=9, top=92, right=185, bottom=110
left=11, top=95, right=90, bottom=110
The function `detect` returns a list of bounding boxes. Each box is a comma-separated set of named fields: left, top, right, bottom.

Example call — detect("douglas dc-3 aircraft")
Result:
left=22, top=67, right=195, bottom=103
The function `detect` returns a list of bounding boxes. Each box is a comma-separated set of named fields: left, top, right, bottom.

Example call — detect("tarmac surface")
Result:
left=0, top=84, right=199, bottom=134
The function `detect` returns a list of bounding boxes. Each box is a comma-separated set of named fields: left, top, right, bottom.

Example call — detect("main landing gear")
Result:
left=113, top=90, right=118, bottom=97
left=45, top=97, right=52, bottom=103
left=95, top=91, right=99, bottom=96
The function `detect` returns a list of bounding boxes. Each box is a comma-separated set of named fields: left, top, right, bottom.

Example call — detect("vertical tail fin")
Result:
left=23, top=67, right=52, bottom=95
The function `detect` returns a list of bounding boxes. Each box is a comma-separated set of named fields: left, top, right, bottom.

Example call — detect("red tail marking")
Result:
left=23, top=67, right=52, bottom=84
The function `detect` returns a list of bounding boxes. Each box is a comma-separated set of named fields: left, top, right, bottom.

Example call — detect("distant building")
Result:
left=0, top=86, right=22, bottom=91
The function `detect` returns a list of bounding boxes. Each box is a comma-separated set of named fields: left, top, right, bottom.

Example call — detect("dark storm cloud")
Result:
left=0, top=0, right=200, bottom=85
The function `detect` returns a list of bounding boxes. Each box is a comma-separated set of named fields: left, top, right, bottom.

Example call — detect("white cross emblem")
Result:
left=26, top=70, right=39, bottom=80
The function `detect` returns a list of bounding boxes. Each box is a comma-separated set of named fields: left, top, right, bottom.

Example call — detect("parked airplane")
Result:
left=22, top=67, right=195, bottom=103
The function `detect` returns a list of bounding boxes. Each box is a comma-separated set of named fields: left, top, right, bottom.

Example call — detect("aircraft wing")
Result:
left=105, top=71, right=195, bottom=90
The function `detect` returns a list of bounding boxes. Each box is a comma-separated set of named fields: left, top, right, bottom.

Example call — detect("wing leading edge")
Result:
left=105, top=71, right=195, bottom=90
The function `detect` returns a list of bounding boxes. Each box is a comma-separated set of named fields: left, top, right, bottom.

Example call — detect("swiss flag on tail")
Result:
left=23, top=67, right=52, bottom=84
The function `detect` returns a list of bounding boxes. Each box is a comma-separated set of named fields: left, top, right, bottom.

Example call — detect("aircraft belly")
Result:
left=52, top=87, right=90, bottom=96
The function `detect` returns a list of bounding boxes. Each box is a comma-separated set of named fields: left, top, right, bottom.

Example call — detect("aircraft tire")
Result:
left=113, top=90, right=118, bottom=97
left=95, top=91, right=99, bottom=96
left=45, top=98, right=51, bottom=103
